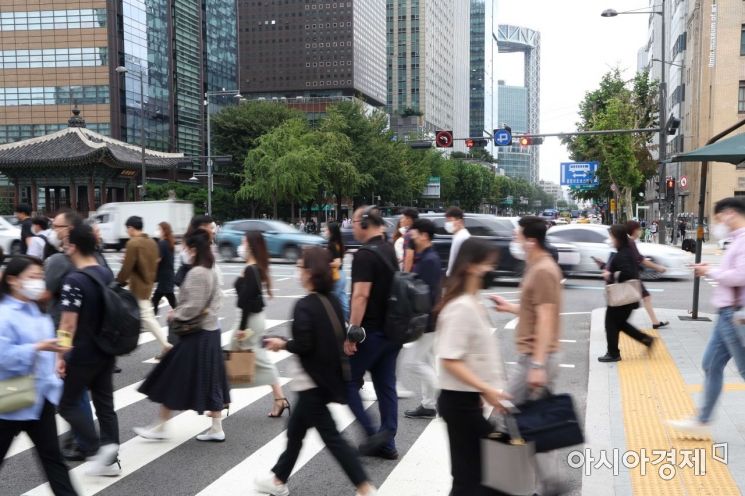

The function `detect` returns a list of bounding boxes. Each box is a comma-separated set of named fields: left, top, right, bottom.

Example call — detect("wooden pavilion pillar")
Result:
left=70, top=178, right=77, bottom=212
left=101, top=179, right=108, bottom=204
left=87, top=176, right=95, bottom=215
left=30, top=179, right=38, bottom=214
left=13, top=179, right=20, bottom=208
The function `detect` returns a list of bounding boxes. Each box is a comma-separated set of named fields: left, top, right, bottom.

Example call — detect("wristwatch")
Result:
left=529, top=361, right=545, bottom=370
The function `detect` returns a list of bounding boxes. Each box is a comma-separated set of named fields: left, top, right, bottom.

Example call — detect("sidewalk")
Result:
left=583, top=307, right=745, bottom=495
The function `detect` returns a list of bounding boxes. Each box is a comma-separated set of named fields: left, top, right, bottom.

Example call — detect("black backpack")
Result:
left=77, top=269, right=141, bottom=356
left=35, top=234, right=59, bottom=260
left=359, top=244, right=432, bottom=344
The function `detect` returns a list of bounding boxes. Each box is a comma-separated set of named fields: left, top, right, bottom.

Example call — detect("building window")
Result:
left=739, top=81, right=745, bottom=113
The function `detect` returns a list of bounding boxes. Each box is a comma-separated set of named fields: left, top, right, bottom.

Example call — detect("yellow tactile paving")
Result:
left=686, top=384, right=745, bottom=393
left=618, top=331, right=739, bottom=495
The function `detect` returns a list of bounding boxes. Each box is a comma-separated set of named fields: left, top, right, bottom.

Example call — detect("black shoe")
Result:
left=62, top=446, right=86, bottom=461
left=598, top=354, right=621, bottom=363
left=369, top=446, right=399, bottom=460
left=644, top=336, right=656, bottom=350
left=404, top=405, right=437, bottom=419
left=359, top=431, right=390, bottom=456
left=653, top=321, right=669, bottom=329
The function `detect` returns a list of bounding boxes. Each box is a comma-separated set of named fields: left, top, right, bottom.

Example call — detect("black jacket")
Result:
left=235, top=264, right=265, bottom=329
left=286, top=293, right=348, bottom=404
left=606, top=245, right=640, bottom=284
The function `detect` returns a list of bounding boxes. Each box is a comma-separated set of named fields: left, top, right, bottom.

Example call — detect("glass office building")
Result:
left=497, top=84, right=532, bottom=181
left=0, top=1, right=238, bottom=163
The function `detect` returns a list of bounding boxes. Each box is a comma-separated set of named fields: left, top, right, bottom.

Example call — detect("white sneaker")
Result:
left=667, top=418, right=710, bottom=439
left=86, top=444, right=121, bottom=477
left=355, top=488, right=377, bottom=496
left=133, top=424, right=169, bottom=440
left=196, top=430, right=226, bottom=442
left=359, top=386, right=378, bottom=402
left=255, top=472, right=290, bottom=496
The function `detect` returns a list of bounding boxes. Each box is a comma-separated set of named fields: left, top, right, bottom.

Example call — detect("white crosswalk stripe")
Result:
left=2, top=317, right=455, bottom=496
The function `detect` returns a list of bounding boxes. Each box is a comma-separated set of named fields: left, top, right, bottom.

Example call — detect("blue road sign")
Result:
left=493, top=128, right=512, bottom=146
left=561, top=162, right=600, bottom=187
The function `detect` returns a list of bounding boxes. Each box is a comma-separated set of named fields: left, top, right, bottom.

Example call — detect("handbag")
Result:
left=0, top=356, right=37, bottom=414
left=605, top=273, right=642, bottom=307
left=511, top=391, right=585, bottom=453
left=223, top=347, right=256, bottom=385
left=170, top=271, right=217, bottom=336
left=482, top=414, right=538, bottom=495
left=316, top=294, right=351, bottom=382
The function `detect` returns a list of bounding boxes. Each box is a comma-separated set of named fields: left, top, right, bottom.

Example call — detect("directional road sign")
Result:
left=493, top=128, right=512, bottom=146
left=435, top=130, right=453, bottom=148
left=560, top=161, right=600, bottom=187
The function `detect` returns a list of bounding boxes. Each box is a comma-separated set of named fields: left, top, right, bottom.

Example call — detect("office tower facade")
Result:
left=237, top=0, right=386, bottom=106
left=469, top=0, right=497, bottom=142
left=0, top=0, right=238, bottom=161
left=386, top=0, right=470, bottom=150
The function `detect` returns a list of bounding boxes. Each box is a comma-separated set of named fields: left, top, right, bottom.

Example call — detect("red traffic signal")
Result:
left=465, top=138, right=475, bottom=148
left=666, top=178, right=675, bottom=189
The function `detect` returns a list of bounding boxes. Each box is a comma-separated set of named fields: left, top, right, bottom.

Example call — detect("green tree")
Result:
left=564, top=69, right=658, bottom=220
left=210, top=101, right=304, bottom=177
left=240, top=119, right=321, bottom=219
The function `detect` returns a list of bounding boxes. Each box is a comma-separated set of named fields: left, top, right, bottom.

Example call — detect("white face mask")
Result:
left=238, top=244, right=248, bottom=260
left=712, top=223, right=731, bottom=241
left=398, top=227, right=407, bottom=235
left=154, top=228, right=162, bottom=239
left=19, top=279, right=45, bottom=301
left=46, top=230, right=62, bottom=249
left=444, top=221, right=455, bottom=234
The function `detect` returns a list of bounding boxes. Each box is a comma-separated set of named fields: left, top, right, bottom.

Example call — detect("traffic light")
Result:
left=517, top=136, right=544, bottom=146
left=465, top=138, right=475, bottom=149
left=666, top=177, right=676, bottom=197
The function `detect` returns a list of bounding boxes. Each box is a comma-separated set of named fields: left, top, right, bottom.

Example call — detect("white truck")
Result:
left=94, top=200, right=194, bottom=250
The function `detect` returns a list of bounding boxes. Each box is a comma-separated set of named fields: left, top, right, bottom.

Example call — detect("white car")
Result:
left=548, top=224, right=693, bottom=279
left=0, top=216, right=22, bottom=256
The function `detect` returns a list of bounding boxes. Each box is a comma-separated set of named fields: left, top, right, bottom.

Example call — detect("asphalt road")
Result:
left=0, top=250, right=717, bottom=496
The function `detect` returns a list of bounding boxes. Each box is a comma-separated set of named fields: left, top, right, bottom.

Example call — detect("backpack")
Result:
left=359, top=243, right=432, bottom=344
left=35, top=234, right=59, bottom=260
left=77, top=269, right=141, bottom=356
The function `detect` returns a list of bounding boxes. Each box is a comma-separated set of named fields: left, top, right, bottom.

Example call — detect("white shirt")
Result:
left=27, top=229, right=52, bottom=259
left=446, top=228, right=471, bottom=276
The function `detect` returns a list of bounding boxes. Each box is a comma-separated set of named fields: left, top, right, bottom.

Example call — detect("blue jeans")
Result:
left=346, top=328, right=401, bottom=451
left=333, top=269, right=349, bottom=321
left=699, top=308, right=745, bottom=422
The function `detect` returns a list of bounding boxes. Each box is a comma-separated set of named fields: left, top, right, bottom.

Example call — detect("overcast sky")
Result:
left=495, top=0, right=651, bottom=184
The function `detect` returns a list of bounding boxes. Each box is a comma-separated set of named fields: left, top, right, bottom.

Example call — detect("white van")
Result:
left=94, top=200, right=194, bottom=250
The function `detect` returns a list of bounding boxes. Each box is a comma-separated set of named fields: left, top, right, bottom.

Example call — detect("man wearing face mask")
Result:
left=27, top=216, right=56, bottom=260
left=444, top=207, right=470, bottom=277
left=668, top=197, right=745, bottom=437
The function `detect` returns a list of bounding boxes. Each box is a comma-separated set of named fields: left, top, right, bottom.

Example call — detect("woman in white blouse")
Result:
left=436, top=238, right=510, bottom=496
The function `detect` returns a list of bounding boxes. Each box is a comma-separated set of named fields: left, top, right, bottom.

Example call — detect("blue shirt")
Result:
left=0, top=296, right=62, bottom=421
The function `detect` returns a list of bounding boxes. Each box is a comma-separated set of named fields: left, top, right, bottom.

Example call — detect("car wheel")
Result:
left=9, top=240, right=20, bottom=256
left=219, top=244, right=236, bottom=261
left=283, top=245, right=301, bottom=263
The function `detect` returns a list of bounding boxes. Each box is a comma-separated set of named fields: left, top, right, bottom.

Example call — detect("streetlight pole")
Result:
left=202, top=89, right=242, bottom=217
left=115, top=65, right=147, bottom=199
left=602, top=2, right=666, bottom=243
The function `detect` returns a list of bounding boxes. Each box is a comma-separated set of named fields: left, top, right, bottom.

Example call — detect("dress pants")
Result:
left=0, top=401, right=78, bottom=496
left=272, top=388, right=367, bottom=486
left=605, top=304, right=651, bottom=357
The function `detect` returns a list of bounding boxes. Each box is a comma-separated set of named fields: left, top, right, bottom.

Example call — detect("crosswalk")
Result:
left=1, top=319, right=453, bottom=496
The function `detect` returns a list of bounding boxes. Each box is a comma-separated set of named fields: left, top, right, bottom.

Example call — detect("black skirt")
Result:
left=139, top=329, right=231, bottom=414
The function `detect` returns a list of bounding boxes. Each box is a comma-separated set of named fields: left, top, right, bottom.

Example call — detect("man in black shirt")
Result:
left=403, top=218, right=441, bottom=420
left=56, top=223, right=121, bottom=477
left=14, top=203, right=32, bottom=255
left=346, top=206, right=401, bottom=459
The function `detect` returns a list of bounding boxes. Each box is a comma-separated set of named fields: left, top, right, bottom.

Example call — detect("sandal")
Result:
left=653, top=321, right=669, bottom=329
left=268, top=398, right=291, bottom=418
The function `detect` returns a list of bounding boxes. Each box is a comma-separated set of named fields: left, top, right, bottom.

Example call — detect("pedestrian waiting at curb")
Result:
left=597, top=224, right=655, bottom=363
left=669, top=197, right=745, bottom=437
left=257, top=247, right=378, bottom=496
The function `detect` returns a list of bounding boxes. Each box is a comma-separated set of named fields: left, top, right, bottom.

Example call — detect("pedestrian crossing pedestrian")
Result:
left=1, top=319, right=452, bottom=496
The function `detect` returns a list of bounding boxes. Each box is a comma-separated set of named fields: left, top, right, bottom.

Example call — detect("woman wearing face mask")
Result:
left=134, top=229, right=229, bottom=442
left=152, top=222, right=177, bottom=316
left=0, top=256, right=77, bottom=496
left=598, top=225, right=655, bottom=363
left=233, top=231, right=289, bottom=418
left=623, top=221, right=668, bottom=329
left=324, top=222, right=349, bottom=321
left=435, top=238, right=510, bottom=496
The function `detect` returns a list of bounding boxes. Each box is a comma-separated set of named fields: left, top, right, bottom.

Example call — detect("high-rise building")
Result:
left=237, top=0, right=386, bottom=106
left=469, top=0, right=497, bottom=142
left=0, top=1, right=238, bottom=162
left=494, top=25, right=541, bottom=183
left=386, top=0, right=470, bottom=150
